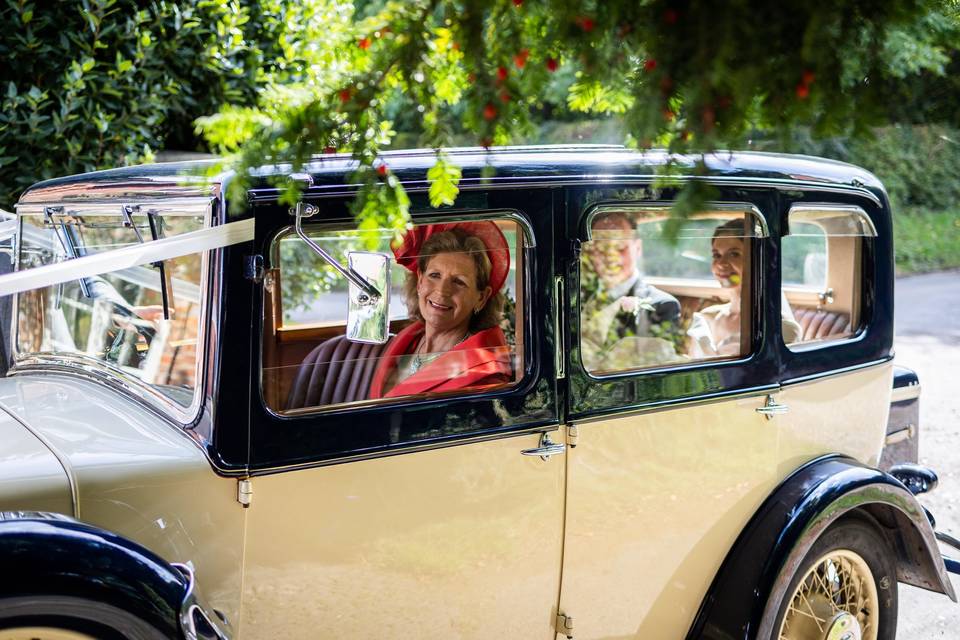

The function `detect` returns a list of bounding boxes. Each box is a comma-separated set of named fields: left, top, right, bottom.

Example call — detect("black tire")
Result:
left=769, top=519, right=898, bottom=640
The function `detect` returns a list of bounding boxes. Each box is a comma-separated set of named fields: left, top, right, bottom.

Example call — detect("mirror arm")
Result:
left=145, top=210, right=172, bottom=320
left=44, top=206, right=91, bottom=300
left=293, top=202, right=381, bottom=303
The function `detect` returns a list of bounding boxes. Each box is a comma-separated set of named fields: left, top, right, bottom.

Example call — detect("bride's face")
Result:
left=711, top=236, right=744, bottom=289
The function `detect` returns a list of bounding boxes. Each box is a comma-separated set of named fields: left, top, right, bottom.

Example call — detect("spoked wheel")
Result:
left=772, top=520, right=898, bottom=640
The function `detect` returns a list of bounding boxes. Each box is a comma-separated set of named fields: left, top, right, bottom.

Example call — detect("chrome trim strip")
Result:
left=249, top=176, right=883, bottom=207
left=247, top=424, right=560, bottom=477
left=554, top=276, right=565, bottom=380
left=582, top=201, right=770, bottom=240
left=756, top=480, right=956, bottom=639
left=0, top=397, right=80, bottom=518
left=780, top=356, right=893, bottom=387
left=571, top=384, right=780, bottom=426
left=786, top=203, right=879, bottom=237
left=891, top=382, right=921, bottom=403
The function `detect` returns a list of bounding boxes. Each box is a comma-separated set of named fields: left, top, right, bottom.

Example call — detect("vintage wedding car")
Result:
left=0, top=146, right=957, bottom=640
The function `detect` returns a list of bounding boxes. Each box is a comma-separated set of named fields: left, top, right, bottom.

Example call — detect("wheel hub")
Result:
left=822, top=612, right=862, bottom=640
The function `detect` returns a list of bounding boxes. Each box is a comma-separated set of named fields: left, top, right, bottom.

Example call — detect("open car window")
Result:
left=262, top=217, right=525, bottom=415
left=14, top=202, right=208, bottom=410
left=578, top=205, right=767, bottom=375
left=782, top=205, right=876, bottom=349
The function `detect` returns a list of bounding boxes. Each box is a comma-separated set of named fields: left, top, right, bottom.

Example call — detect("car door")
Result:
left=239, top=190, right=566, bottom=639
left=556, top=187, right=787, bottom=639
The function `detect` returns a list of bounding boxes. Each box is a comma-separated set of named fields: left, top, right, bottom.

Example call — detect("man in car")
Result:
left=580, top=210, right=682, bottom=371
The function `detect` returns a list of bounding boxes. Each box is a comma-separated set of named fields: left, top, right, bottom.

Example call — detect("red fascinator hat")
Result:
left=393, top=221, right=511, bottom=295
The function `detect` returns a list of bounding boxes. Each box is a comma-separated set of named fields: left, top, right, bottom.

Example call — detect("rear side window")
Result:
left=782, top=205, right=876, bottom=348
left=578, top=205, right=767, bottom=375
left=262, top=216, right=526, bottom=414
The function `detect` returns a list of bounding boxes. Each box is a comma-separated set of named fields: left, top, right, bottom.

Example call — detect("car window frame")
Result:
left=576, top=200, right=770, bottom=380
left=781, top=203, right=877, bottom=353
left=10, top=198, right=214, bottom=427
left=245, top=197, right=560, bottom=471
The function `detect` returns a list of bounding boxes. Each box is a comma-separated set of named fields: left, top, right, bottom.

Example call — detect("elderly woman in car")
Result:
left=368, top=221, right=513, bottom=399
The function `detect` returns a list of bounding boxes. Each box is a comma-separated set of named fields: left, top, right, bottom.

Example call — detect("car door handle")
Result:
left=756, top=394, right=789, bottom=419
left=521, top=433, right=566, bottom=460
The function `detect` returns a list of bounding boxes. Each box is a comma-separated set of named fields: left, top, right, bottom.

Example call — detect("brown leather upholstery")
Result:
left=286, top=335, right=390, bottom=409
left=793, top=307, right=851, bottom=342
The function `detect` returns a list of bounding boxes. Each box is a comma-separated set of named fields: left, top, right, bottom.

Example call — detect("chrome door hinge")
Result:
left=566, top=424, right=579, bottom=448
left=238, top=479, right=253, bottom=508
left=556, top=612, right=574, bottom=639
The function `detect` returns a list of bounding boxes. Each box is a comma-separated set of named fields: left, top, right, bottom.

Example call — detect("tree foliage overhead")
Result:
left=198, top=0, right=959, bottom=236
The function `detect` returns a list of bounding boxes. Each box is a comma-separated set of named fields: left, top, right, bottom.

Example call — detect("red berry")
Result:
left=338, top=89, right=352, bottom=104
left=546, top=57, right=559, bottom=72
left=452, top=41, right=460, bottom=51
left=643, top=58, right=657, bottom=72
left=514, top=49, right=529, bottom=69
left=376, top=164, right=388, bottom=177
left=513, top=0, right=523, bottom=6
left=497, top=66, right=508, bottom=81
left=802, top=70, right=816, bottom=85
left=575, top=16, right=595, bottom=32
left=480, top=137, right=493, bottom=148
left=795, top=83, right=809, bottom=99
left=680, top=130, right=691, bottom=141
left=662, top=108, right=676, bottom=122
left=358, top=37, right=371, bottom=50
left=664, top=9, right=678, bottom=24
left=468, top=72, right=476, bottom=84
left=483, top=103, right=498, bottom=121
left=499, top=91, right=511, bottom=103
left=323, top=146, right=336, bottom=154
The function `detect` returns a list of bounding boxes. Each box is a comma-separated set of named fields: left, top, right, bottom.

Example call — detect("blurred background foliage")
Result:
left=1, top=0, right=958, bottom=272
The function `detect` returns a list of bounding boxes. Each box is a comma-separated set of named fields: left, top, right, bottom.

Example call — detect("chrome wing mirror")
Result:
left=290, top=173, right=389, bottom=344
left=345, top=251, right=390, bottom=344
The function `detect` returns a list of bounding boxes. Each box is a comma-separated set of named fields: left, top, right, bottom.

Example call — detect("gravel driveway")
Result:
left=894, top=271, right=960, bottom=638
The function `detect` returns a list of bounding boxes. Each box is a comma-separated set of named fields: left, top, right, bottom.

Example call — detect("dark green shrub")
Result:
left=0, top=0, right=327, bottom=208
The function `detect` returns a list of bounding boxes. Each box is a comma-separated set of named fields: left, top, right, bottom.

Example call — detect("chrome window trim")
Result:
left=249, top=176, right=883, bottom=208
left=261, top=208, right=537, bottom=420
left=785, top=203, right=879, bottom=237
left=581, top=201, right=770, bottom=240
left=10, top=197, right=215, bottom=427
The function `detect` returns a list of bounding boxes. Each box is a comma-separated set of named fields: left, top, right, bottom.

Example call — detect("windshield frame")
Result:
left=10, top=197, right=214, bottom=426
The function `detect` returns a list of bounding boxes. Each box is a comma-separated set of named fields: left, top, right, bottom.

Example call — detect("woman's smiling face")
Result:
left=417, top=251, right=491, bottom=335
left=711, top=236, right=744, bottom=289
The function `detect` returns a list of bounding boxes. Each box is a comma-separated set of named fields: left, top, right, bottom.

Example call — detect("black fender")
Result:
left=685, top=455, right=956, bottom=640
left=0, top=512, right=196, bottom=639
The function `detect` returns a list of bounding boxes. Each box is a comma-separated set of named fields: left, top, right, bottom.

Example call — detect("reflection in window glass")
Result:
left=264, top=219, right=523, bottom=414
left=16, top=206, right=207, bottom=408
left=783, top=207, right=873, bottom=348
left=579, top=208, right=766, bottom=375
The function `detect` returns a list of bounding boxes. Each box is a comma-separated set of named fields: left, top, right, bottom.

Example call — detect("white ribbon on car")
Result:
left=0, top=217, right=255, bottom=297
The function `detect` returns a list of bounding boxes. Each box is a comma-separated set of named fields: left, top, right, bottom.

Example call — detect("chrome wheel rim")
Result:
left=778, top=549, right=879, bottom=640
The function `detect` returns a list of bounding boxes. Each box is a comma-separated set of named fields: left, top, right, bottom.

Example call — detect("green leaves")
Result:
left=427, top=153, right=462, bottom=207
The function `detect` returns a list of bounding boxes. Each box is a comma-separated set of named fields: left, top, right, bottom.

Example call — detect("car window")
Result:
left=15, top=202, right=208, bottom=410
left=262, top=217, right=524, bottom=414
left=578, top=206, right=766, bottom=375
left=783, top=206, right=876, bottom=349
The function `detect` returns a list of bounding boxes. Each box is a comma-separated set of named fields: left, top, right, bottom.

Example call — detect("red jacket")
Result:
left=368, top=323, right=513, bottom=399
